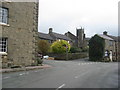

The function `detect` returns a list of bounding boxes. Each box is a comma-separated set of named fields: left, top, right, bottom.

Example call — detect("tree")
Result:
left=51, top=40, right=71, bottom=53
left=89, top=35, right=105, bottom=61
left=38, top=40, right=50, bottom=55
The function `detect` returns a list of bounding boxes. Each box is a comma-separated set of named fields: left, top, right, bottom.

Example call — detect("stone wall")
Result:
left=1, top=2, right=39, bottom=68
left=48, top=53, right=88, bottom=60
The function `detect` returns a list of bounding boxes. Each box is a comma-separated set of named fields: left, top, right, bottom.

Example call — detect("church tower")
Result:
left=76, top=27, right=85, bottom=48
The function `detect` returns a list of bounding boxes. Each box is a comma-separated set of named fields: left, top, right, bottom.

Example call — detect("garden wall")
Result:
left=48, top=53, right=88, bottom=60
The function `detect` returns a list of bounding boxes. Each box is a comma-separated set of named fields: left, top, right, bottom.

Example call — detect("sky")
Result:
left=38, top=0, right=119, bottom=37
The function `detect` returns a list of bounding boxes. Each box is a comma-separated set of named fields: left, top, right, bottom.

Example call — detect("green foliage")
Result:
left=51, top=40, right=71, bottom=53
left=38, top=40, right=50, bottom=55
left=82, top=46, right=89, bottom=52
left=70, top=47, right=77, bottom=53
left=37, top=58, right=43, bottom=65
left=89, top=35, right=105, bottom=61
left=70, top=47, right=82, bottom=53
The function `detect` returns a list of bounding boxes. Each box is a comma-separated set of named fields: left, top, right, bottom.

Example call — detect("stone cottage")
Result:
left=89, top=33, right=117, bottom=61
left=38, top=28, right=72, bottom=44
left=38, top=32, right=54, bottom=43
left=0, top=1, right=39, bottom=68
left=102, top=31, right=119, bottom=61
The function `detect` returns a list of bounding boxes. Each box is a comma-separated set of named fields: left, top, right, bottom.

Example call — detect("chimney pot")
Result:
left=49, top=28, right=53, bottom=33
left=103, top=31, right=107, bottom=35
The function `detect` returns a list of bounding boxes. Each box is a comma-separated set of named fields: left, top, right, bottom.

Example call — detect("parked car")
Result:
left=43, top=55, right=49, bottom=59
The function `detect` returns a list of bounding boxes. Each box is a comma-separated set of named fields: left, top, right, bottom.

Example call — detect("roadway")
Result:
left=2, top=58, right=119, bottom=89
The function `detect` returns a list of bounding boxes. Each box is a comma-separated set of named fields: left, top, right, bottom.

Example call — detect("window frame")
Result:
left=0, top=7, right=9, bottom=24
left=0, top=37, right=8, bottom=54
left=109, top=40, right=113, bottom=46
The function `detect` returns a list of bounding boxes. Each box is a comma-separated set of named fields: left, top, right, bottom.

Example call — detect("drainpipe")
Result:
left=115, top=41, right=117, bottom=61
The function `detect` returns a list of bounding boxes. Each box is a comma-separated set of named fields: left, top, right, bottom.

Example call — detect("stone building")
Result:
left=38, top=28, right=72, bottom=44
left=0, top=1, right=39, bottom=68
left=89, top=32, right=118, bottom=61
left=102, top=31, right=119, bottom=61
left=65, top=31, right=78, bottom=47
left=65, top=27, right=90, bottom=48
left=38, top=32, right=54, bottom=43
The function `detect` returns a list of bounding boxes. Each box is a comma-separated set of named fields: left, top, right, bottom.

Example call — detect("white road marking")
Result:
left=81, top=63, right=84, bottom=65
left=77, top=62, right=103, bottom=65
left=3, top=76, right=10, bottom=79
left=74, top=71, right=91, bottom=79
left=57, top=84, right=65, bottom=90
left=19, top=73, right=25, bottom=76
left=19, top=74, right=23, bottom=76
left=75, top=76, right=78, bottom=78
left=34, top=71, right=38, bottom=72
left=90, top=62, right=93, bottom=64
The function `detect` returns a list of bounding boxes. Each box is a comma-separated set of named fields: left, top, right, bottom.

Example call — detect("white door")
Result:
left=109, top=51, right=112, bottom=61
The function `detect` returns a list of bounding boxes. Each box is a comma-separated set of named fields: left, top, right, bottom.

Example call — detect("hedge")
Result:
left=89, top=34, right=105, bottom=61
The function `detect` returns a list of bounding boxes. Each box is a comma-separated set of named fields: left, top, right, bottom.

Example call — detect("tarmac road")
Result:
left=2, top=58, right=119, bottom=89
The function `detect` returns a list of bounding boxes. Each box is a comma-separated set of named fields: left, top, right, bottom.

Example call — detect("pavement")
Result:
left=0, top=64, right=51, bottom=73
left=2, top=58, right=119, bottom=88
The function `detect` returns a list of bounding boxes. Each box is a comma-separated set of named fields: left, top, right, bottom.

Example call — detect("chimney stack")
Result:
left=49, top=28, right=53, bottom=33
left=84, top=34, right=85, bottom=39
left=103, top=31, right=107, bottom=35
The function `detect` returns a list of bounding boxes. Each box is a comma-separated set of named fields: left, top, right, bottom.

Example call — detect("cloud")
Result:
left=38, top=0, right=118, bottom=37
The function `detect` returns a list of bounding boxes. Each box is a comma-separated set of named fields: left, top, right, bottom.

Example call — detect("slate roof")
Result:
left=106, top=35, right=118, bottom=42
left=38, top=32, right=54, bottom=40
left=85, top=38, right=90, bottom=41
left=119, top=36, right=120, bottom=42
left=65, top=31, right=78, bottom=40
left=52, top=32, right=72, bottom=41
left=97, top=34, right=114, bottom=40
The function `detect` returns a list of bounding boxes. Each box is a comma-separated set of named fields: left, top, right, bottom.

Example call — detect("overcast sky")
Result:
left=38, top=0, right=118, bottom=37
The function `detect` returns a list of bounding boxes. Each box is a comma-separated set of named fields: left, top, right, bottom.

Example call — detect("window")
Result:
left=87, top=41, right=89, bottom=45
left=109, top=41, right=113, bottom=46
left=73, top=40, right=75, bottom=43
left=0, top=38, right=7, bottom=52
left=0, top=7, right=8, bottom=24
